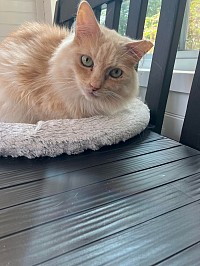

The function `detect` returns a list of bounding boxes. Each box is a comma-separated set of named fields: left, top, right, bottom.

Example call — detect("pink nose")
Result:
left=90, top=82, right=101, bottom=91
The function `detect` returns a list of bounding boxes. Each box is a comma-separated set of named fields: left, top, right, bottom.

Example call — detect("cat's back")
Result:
left=0, top=23, right=69, bottom=123
left=0, top=22, right=68, bottom=73
left=3, top=22, right=67, bottom=47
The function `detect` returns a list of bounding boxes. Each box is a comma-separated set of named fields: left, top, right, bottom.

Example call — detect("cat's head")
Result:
left=51, top=1, right=153, bottom=113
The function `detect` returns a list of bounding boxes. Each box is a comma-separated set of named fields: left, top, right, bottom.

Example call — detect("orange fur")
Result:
left=0, top=1, right=152, bottom=123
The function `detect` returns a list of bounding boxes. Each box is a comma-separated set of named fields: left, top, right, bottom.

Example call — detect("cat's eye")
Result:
left=81, top=55, right=93, bottom=67
left=109, top=68, right=123, bottom=78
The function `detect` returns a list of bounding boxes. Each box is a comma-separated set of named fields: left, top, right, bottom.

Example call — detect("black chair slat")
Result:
left=57, top=0, right=110, bottom=24
left=145, top=0, right=187, bottom=134
left=87, top=0, right=110, bottom=6
left=94, top=6, right=102, bottom=22
left=65, top=19, right=74, bottom=29
left=180, top=51, right=200, bottom=150
left=105, top=0, right=122, bottom=31
left=126, top=0, right=148, bottom=40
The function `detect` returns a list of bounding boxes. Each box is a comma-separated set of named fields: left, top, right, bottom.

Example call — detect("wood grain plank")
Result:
left=0, top=187, right=196, bottom=265
left=38, top=203, right=200, bottom=266
left=0, top=146, right=199, bottom=210
left=158, top=242, right=200, bottom=266
left=1, top=160, right=200, bottom=238
left=0, top=138, right=176, bottom=189
left=0, top=154, right=200, bottom=240
left=171, top=172, right=200, bottom=201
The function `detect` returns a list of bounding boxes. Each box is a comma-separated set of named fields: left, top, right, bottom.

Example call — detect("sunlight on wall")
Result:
left=51, top=0, right=57, bottom=18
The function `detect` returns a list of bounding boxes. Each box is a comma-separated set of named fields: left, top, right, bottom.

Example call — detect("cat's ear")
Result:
left=126, top=40, right=153, bottom=63
left=75, top=1, right=100, bottom=38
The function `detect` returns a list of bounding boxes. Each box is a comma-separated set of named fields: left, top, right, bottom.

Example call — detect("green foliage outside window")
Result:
left=101, top=0, right=200, bottom=51
left=186, top=0, right=200, bottom=50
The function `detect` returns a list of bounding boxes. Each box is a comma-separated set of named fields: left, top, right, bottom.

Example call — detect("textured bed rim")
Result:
left=0, top=98, right=150, bottom=158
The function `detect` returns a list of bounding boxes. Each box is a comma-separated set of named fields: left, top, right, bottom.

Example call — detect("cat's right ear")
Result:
left=75, top=1, right=100, bottom=38
left=126, top=40, right=153, bottom=64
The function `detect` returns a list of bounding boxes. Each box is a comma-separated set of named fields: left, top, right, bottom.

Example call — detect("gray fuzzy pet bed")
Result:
left=0, top=99, right=150, bottom=158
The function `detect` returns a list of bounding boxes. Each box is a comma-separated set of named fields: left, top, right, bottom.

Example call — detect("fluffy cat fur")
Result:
left=0, top=1, right=153, bottom=123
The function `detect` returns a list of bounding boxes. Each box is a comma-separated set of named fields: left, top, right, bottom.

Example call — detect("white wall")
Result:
left=43, top=0, right=56, bottom=23
left=0, top=0, right=45, bottom=42
left=138, top=71, right=194, bottom=141
left=51, top=0, right=57, bottom=18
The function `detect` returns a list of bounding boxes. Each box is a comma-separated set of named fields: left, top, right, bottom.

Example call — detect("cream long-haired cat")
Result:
left=0, top=1, right=152, bottom=123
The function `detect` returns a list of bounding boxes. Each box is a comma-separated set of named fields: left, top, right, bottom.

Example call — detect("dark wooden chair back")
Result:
left=54, top=0, right=200, bottom=150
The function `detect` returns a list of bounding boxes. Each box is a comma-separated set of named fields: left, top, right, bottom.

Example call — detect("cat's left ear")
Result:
left=126, top=40, right=153, bottom=63
left=75, top=1, right=100, bottom=38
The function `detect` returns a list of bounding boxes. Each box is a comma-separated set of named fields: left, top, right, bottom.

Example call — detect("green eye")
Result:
left=109, top=68, right=123, bottom=78
left=81, top=55, right=93, bottom=67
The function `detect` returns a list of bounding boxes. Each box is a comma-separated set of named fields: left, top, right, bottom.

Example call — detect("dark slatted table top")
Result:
left=0, top=130, right=200, bottom=266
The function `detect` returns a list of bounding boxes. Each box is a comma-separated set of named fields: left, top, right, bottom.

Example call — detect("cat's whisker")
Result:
left=15, top=85, right=47, bottom=106
left=21, top=98, right=44, bottom=122
left=61, top=77, right=75, bottom=81
left=21, top=93, right=58, bottom=122
left=27, top=79, right=69, bottom=87
left=21, top=83, right=78, bottom=122
left=0, top=72, right=15, bottom=75
left=103, top=90, right=123, bottom=100
left=14, top=80, right=75, bottom=109
left=92, top=88, right=123, bottom=103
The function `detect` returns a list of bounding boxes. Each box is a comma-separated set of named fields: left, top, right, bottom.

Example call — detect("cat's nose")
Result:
left=90, top=82, right=101, bottom=91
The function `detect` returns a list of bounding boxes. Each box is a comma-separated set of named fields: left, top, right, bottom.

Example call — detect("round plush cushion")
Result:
left=0, top=98, right=149, bottom=158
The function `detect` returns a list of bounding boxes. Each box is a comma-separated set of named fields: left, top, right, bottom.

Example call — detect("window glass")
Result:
left=185, top=0, right=200, bottom=50
left=100, top=4, right=107, bottom=26
left=100, top=0, right=200, bottom=52
left=118, top=0, right=130, bottom=35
